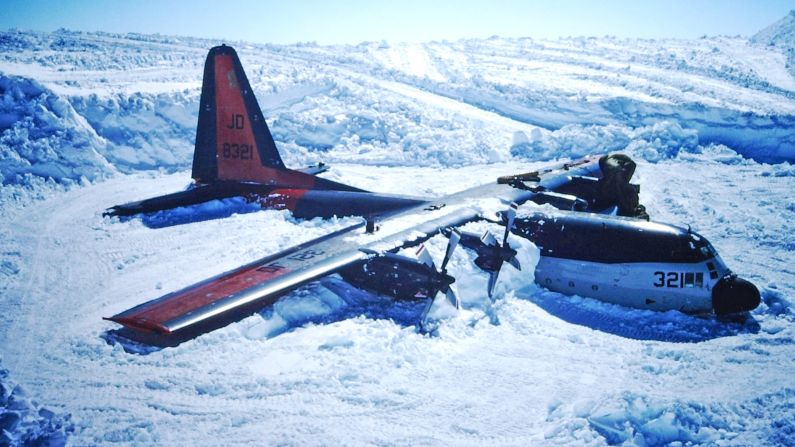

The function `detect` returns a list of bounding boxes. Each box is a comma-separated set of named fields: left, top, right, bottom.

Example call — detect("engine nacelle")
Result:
left=339, top=252, right=454, bottom=300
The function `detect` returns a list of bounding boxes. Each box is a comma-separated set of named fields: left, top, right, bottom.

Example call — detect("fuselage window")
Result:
left=695, top=272, right=704, bottom=288
left=706, top=262, right=718, bottom=279
left=684, top=272, right=695, bottom=287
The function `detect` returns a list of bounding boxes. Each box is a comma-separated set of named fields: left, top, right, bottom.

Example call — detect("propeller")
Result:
left=475, top=204, right=522, bottom=298
left=418, top=229, right=461, bottom=332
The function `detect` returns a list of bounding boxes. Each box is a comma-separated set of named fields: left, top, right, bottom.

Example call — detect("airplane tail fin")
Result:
left=191, top=45, right=361, bottom=191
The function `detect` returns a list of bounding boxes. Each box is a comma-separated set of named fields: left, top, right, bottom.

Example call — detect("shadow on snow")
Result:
left=115, top=197, right=262, bottom=229
left=519, top=287, right=760, bottom=343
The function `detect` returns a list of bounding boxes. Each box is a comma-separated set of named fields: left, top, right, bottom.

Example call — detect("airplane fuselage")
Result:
left=284, top=162, right=761, bottom=317
left=510, top=210, right=759, bottom=315
left=325, top=170, right=759, bottom=316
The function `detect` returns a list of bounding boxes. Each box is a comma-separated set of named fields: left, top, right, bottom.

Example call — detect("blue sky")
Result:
left=2, top=0, right=794, bottom=44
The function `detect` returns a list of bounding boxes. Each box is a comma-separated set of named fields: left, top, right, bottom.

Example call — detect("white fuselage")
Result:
left=535, top=255, right=730, bottom=313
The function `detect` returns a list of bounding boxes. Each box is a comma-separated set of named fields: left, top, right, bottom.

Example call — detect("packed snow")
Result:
left=1, top=14, right=795, bottom=446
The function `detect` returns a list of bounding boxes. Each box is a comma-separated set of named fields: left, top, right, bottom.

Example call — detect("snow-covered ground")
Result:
left=1, top=14, right=795, bottom=446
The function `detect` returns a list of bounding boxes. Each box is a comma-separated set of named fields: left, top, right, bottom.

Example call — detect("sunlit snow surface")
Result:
left=1, top=28, right=795, bottom=446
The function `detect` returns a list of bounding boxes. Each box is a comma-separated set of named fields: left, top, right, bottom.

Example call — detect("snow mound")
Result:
left=752, top=10, right=795, bottom=80
left=752, top=10, right=795, bottom=50
left=0, top=75, right=114, bottom=185
left=572, top=390, right=795, bottom=446
left=0, top=361, right=72, bottom=446
left=510, top=121, right=699, bottom=163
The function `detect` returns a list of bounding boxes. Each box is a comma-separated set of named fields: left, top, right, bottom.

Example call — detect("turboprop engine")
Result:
left=339, top=231, right=462, bottom=319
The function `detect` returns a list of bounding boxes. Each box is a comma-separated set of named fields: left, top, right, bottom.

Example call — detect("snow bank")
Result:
left=70, top=91, right=199, bottom=172
left=0, top=360, right=72, bottom=446
left=267, top=79, right=512, bottom=167
left=510, top=121, right=699, bottom=163
left=0, top=75, right=114, bottom=185
left=573, top=390, right=795, bottom=446
left=2, top=25, right=793, bottom=184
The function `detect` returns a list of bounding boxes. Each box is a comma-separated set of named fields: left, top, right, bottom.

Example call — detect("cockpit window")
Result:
left=699, top=243, right=717, bottom=258
left=691, top=234, right=718, bottom=261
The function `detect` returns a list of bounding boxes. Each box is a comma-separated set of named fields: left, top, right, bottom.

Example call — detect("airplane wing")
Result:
left=106, top=222, right=369, bottom=343
left=106, top=155, right=604, bottom=346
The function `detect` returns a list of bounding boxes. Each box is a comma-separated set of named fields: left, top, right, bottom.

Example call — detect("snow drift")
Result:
left=0, top=74, right=113, bottom=185
left=0, top=360, right=72, bottom=446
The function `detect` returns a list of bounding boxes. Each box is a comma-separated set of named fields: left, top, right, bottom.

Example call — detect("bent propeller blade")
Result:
left=508, top=255, right=521, bottom=271
left=481, top=231, right=498, bottom=247
left=416, top=244, right=436, bottom=268
left=487, top=266, right=501, bottom=298
left=441, top=229, right=461, bottom=272
left=503, top=206, right=517, bottom=247
left=419, top=298, right=436, bottom=333
left=445, top=286, right=460, bottom=309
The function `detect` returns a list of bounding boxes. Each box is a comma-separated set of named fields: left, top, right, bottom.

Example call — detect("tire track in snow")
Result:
left=262, top=47, right=546, bottom=135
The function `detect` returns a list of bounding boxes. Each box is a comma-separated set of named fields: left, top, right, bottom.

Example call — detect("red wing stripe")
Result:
left=107, top=221, right=366, bottom=334
left=113, top=264, right=290, bottom=332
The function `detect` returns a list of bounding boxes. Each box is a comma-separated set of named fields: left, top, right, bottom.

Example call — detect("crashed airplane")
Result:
left=104, top=45, right=760, bottom=347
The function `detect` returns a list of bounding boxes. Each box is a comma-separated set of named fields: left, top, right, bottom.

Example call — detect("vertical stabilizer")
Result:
left=192, top=45, right=286, bottom=183
left=191, top=45, right=364, bottom=193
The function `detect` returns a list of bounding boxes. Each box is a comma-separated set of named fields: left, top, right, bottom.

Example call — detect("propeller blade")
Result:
left=445, top=286, right=460, bottom=309
left=419, top=287, right=460, bottom=333
left=487, top=266, right=501, bottom=298
left=481, top=231, right=498, bottom=246
left=502, top=206, right=517, bottom=247
left=418, top=298, right=437, bottom=333
left=440, top=229, right=461, bottom=272
left=508, top=255, right=521, bottom=271
left=416, top=244, right=435, bottom=268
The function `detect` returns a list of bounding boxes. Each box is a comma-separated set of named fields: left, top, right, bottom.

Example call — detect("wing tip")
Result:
left=104, top=316, right=172, bottom=335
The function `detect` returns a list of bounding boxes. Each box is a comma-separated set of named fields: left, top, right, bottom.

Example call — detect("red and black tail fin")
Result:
left=191, top=45, right=362, bottom=192
left=192, top=44, right=284, bottom=183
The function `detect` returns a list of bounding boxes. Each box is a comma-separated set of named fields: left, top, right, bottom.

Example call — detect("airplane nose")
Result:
left=712, top=274, right=761, bottom=314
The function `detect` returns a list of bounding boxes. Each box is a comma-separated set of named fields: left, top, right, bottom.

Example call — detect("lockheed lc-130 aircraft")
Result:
left=104, top=45, right=760, bottom=347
